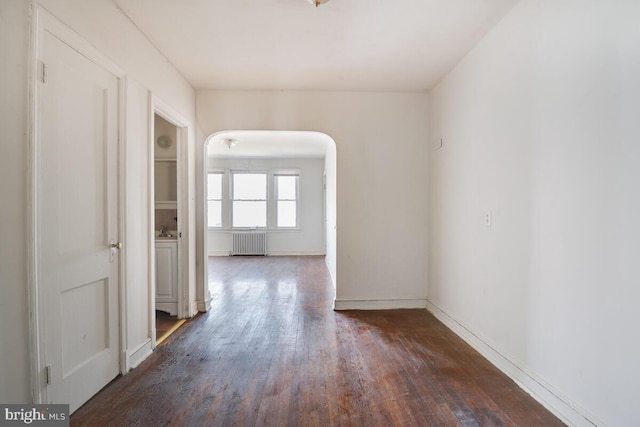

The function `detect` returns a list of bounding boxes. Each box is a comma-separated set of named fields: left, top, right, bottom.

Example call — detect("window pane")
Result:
left=233, top=174, right=266, bottom=200
left=233, top=201, right=266, bottom=227
left=207, top=173, right=222, bottom=200
left=277, top=175, right=296, bottom=200
left=208, top=201, right=222, bottom=227
left=277, top=201, right=296, bottom=227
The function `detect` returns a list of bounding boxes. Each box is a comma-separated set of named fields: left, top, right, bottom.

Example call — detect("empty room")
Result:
left=1, top=1, right=638, bottom=426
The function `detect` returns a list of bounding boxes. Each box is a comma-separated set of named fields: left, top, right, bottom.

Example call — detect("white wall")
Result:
left=0, top=0, right=32, bottom=405
left=207, top=157, right=326, bottom=256
left=0, top=0, right=196, bottom=403
left=324, top=142, right=337, bottom=286
left=428, top=1, right=640, bottom=425
left=196, top=91, right=429, bottom=309
left=195, top=124, right=208, bottom=309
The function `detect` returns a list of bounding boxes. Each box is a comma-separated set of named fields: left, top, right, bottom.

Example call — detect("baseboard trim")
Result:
left=127, top=339, right=153, bottom=372
left=267, top=250, right=326, bottom=256
left=208, top=251, right=326, bottom=257
left=196, top=298, right=211, bottom=312
left=334, top=298, right=427, bottom=310
left=425, top=299, right=601, bottom=427
left=156, top=302, right=177, bottom=316
left=190, top=301, right=199, bottom=317
left=208, top=251, right=230, bottom=257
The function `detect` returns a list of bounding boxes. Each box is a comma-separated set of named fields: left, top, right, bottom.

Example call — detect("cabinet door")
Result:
left=156, top=243, right=177, bottom=302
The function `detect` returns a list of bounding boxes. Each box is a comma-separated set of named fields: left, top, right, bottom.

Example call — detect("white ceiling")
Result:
left=207, top=131, right=331, bottom=159
left=114, top=0, right=518, bottom=92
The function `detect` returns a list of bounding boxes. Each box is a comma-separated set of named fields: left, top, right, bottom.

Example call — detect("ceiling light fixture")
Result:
left=307, top=0, right=330, bottom=7
left=157, top=135, right=172, bottom=148
left=222, top=138, right=237, bottom=149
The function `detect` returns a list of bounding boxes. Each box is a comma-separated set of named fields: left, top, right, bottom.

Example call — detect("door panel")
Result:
left=155, top=242, right=178, bottom=315
left=155, top=246, right=175, bottom=300
left=60, top=278, right=109, bottom=376
left=40, top=30, right=120, bottom=413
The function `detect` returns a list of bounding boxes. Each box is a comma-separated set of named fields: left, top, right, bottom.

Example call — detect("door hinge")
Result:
left=42, top=62, right=48, bottom=84
left=45, top=365, right=52, bottom=385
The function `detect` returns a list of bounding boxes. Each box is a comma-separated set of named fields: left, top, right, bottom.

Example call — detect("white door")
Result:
left=39, top=30, right=120, bottom=413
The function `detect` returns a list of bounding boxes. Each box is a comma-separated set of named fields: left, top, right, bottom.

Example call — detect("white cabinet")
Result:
left=155, top=240, right=178, bottom=315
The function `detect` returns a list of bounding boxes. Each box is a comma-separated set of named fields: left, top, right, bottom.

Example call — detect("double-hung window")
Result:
left=232, top=172, right=267, bottom=228
left=275, top=174, right=298, bottom=227
left=207, top=172, right=223, bottom=228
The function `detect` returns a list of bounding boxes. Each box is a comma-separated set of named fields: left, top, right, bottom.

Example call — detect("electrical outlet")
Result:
left=484, top=210, right=492, bottom=227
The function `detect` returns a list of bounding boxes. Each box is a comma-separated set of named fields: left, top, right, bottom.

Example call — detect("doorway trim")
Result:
left=27, top=5, right=127, bottom=404
left=149, top=96, right=192, bottom=336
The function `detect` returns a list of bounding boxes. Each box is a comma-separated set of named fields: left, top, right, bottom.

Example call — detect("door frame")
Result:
left=27, top=5, right=127, bottom=404
left=150, top=97, right=192, bottom=332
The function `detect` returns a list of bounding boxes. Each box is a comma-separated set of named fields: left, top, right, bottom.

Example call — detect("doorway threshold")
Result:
left=155, top=310, right=186, bottom=345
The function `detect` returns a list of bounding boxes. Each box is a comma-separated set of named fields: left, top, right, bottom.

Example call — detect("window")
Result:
left=232, top=173, right=267, bottom=227
left=208, top=170, right=300, bottom=229
left=276, top=174, right=298, bottom=227
left=207, top=172, right=223, bottom=228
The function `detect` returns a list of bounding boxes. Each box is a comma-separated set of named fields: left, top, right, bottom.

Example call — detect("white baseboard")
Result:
left=156, top=302, right=177, bottom=316
left=127, top=339, right=153, bottom=371
left=208, top=251, right=231, bottom=257
left=334, top=298, right=427, bottom=310
left=207, top=251, right=326, bottom=257
left=267, top=250, right=326, bottom=256
left=196, top=298, right=211, bottom=312
left=190, top=301, right=199, bottom=316
left=426, top=299, right=602, bottom=427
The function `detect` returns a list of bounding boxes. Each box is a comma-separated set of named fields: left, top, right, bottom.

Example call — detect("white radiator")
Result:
left=232, top=231, right=267, bottom=256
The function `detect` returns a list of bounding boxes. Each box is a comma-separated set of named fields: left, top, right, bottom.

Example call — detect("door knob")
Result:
left=111, top=242, right=122, bottom=249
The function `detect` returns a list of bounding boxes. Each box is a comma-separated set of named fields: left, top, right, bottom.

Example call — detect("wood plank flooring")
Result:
left=72, top=256, right=564, bottom=426
left=156, top=310, right=186, bottom=345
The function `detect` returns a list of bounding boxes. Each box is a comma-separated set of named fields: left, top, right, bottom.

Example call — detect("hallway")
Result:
left=72, top=256, right=562, bottom=426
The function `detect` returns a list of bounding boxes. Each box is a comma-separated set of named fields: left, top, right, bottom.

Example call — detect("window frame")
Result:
left=231, top=171, right=268, bottom=229
left=274, top=173, right=299, bottom=228
left=207, top=171, right=224, bottom=229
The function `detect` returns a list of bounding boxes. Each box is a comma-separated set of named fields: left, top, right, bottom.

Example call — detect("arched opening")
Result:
left=200, top=130, right=337, bottom=309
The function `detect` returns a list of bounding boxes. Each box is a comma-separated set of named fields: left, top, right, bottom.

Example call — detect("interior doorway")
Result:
left=152, top=113, right=187, bottom=344
left=201, top=131, right=338, bottom=309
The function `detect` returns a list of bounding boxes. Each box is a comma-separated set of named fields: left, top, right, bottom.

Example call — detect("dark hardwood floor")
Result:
left=72, top=256, right=564, bottom=426
left=155, top=310, right=185, bottom=344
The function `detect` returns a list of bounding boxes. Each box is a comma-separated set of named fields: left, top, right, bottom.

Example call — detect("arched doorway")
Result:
left=199, top=130, right=337, bottom=309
